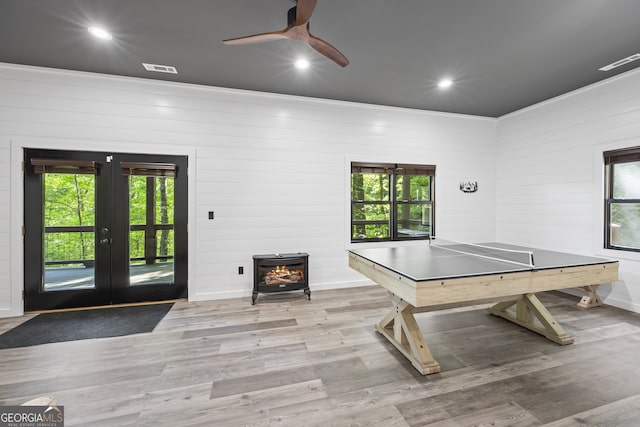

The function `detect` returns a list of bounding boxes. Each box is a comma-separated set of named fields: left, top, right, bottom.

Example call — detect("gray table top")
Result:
left=349, top=242, right=616, bottom=281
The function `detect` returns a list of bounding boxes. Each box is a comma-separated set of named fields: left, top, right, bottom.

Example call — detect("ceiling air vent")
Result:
left=599, top=53, right=640, bottom=72
left=142, top=63, right=178, bottom=74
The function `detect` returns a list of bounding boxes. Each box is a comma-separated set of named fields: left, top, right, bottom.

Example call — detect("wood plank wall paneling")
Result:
left=496, top=69, right=640, bottom=312
left=0, top=63, right=497, bottom=316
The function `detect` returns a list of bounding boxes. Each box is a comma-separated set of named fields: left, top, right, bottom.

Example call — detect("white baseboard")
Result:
left=0, top=307, right=24, bottom=319
left=600, top=294, right=640, bottom=313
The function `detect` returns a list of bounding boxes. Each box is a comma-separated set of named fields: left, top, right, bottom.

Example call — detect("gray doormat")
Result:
left=0, top=303, right=173, bottom=349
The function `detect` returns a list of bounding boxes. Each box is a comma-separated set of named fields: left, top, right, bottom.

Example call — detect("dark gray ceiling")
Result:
left=1, top=0, right=639, bottom=117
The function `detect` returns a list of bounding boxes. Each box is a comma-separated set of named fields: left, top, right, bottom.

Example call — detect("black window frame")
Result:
left=604, top=146, right=640, bottom=252
left=350, top=162, right=436, bottom=243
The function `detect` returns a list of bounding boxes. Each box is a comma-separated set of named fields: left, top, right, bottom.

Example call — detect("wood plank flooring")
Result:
left=2, top=287, right=640, bottom=426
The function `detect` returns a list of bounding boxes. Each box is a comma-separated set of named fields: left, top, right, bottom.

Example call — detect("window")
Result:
left=604, top=147, right=640, bottom=251
left=351, top=162, right=435, bottom=242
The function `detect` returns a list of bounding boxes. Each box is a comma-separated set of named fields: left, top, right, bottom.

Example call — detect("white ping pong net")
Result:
left=429, top=237, right=535, bottom=268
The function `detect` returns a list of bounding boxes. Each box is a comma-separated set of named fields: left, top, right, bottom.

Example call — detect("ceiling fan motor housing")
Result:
left=287, top=6, right=297, bottom=26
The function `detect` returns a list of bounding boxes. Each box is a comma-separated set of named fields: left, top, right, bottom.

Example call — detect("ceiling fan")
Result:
left=223, top=0, right=349, bottom=67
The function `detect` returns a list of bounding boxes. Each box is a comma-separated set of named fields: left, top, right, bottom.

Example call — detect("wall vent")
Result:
left=599, top=53, right=640, bottom=71
left=142, top=63, right=178, bottom=74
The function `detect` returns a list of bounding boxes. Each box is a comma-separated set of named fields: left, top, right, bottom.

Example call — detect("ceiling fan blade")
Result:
left=295, top=0, right=318, bottom=25
left=223, top=1, right=349, bottom=68
left=308, top=34, right=349, bottom=67
left=223, top=30, right=288, bottom=45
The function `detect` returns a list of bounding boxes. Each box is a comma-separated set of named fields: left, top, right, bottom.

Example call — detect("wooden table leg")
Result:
left=576, top=284, right=603, bottom=309
left=488, top=293, right=574, bottom=345
left=375, top=295, right=441, bottom=375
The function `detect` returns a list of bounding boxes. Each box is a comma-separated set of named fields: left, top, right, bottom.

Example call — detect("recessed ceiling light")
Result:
left=294, top=58, right=310, bottom=70
left=88, top=26, right=113, bottom=41
left=437, top=79, right=453, bottom=89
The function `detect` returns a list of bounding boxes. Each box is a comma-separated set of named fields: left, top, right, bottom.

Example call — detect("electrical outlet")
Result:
left=238, top=266, right=244, bottom=275
left=208, top=211, right=214, bottom=220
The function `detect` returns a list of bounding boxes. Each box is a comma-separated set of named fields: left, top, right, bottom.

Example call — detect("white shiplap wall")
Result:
left=496, top=68, right=640, bottom=312
left=0, top=63, right=497, bottom=317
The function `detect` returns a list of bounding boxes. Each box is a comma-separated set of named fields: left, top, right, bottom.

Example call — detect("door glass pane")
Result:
left=154, top=177, right=175, bottom=284
left=129, top=176, right=175, bottom=286
left=43, top=173, right=96, bottom=291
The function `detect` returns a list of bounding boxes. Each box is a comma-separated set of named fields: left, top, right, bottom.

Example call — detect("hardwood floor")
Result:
left=1, top=287, right=640, bottom=426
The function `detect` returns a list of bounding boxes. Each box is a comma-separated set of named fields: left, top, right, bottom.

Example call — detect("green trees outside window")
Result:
left=351, top=163, right=435, bottom=242
left=129, top=176, right=175, bottom=265
left=43, top=173, right=96, bottom=267
left=43, top=174, right=175, bottom=267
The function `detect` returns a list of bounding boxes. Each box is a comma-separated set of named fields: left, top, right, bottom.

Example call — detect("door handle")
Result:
left=100, top=227, right=111, bottom=244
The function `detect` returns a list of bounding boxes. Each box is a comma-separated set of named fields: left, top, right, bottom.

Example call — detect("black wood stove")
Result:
left=252, top=253, right=310, bottom=305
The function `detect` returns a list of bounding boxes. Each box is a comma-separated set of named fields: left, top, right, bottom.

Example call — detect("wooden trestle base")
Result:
left=577, top=285, right=604, bottom=309
left=376, top=292, right=578, bottom=375
left=487, top=293, right=574, bottom=345
left=376, top=295, right=442, bottom=375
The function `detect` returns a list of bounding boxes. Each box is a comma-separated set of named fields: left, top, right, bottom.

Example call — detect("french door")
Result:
left=24, top=149, right=188, bottom=311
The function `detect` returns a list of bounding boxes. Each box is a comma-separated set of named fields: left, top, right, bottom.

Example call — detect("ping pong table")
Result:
left=348, top=241, right=619, bottom=375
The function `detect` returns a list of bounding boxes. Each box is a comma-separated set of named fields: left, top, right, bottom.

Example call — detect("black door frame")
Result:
left=24, top=148, right=188, bottom=311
